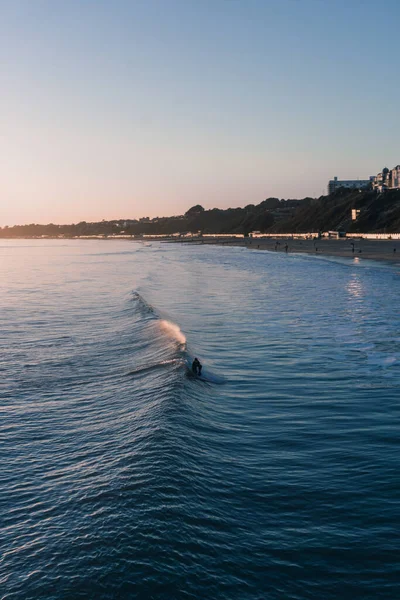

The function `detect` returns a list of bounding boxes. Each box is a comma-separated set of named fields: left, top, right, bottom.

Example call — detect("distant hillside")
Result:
left=0, top=198, right=303, bottom=238
left=2, top=189, right=400, bottom=237
left=270, top=189, right=400, bottom=234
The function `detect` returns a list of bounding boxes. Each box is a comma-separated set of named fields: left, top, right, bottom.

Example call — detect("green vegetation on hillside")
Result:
left=2, top=189, right=400, bottom=238
left=270, top=189, right=400, bottom=234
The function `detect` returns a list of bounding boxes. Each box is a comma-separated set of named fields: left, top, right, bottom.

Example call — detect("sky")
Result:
left=1, top=0, right=400, bottom=226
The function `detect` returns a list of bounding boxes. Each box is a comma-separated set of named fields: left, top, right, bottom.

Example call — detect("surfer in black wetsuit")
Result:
left=192, top=358, right=202, bottom=376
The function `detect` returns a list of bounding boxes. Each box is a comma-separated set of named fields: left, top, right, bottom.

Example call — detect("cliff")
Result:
left=2, top=189, right=400, bottom=238
left=270, top=188, right=400, bottom=234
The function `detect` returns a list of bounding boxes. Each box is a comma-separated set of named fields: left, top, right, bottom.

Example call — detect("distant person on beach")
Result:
left=192, top=358, right=202, bottom=376
left=284, top=243, right=288, bottom=253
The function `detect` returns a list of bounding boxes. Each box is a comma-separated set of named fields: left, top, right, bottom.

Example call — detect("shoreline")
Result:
left=174, top=237, right=400, bottom=264
left=2, top=235, right=400, bottom=265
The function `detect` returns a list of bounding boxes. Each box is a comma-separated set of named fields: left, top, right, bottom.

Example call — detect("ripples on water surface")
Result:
left=1, top=240, right=399, bottom=599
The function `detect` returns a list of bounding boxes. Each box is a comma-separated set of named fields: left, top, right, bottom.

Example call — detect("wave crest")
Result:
left=159, top=320, right=187, bottom=349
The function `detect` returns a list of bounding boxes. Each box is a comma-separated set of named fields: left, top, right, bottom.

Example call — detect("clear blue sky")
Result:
left=1, top=0, right=399, bottom=225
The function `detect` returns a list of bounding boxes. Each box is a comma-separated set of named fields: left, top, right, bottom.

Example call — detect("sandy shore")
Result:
left=176, top=237, right=400, bottom=264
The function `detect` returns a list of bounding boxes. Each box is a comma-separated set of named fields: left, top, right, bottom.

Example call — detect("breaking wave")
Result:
left=159, top=319, right=187, bottom=349
left=130, top=291, right=223, bottom=385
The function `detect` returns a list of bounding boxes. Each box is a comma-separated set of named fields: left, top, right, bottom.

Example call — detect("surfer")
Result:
left=192, top=358, right=202, bottom=376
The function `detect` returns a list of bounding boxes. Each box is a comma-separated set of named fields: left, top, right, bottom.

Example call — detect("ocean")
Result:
left=1, top=239, right=399, bottom=599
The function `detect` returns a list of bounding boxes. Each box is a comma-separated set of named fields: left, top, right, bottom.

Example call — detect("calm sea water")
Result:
left=1, top=240, right=399, bottom=600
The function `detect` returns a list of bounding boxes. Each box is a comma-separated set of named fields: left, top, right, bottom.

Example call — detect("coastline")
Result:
left=174, top=236, right=400, bottom=264
left=2, top=235, right=400, bottom=265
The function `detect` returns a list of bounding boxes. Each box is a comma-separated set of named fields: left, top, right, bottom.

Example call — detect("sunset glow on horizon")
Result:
left=1, top=0, right=400, bottom=226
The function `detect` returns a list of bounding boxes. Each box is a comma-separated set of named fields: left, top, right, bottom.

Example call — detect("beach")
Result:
left=177, top=236, right=400, bottom=263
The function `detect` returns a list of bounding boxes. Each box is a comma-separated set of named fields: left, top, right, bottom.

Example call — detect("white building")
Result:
left=328, top=176, right=372, bottom=195
left=372, top=165, right=400, bottom=192
left=390, top=165, right=400, bottom=188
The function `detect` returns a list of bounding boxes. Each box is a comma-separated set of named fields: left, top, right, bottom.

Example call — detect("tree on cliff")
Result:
left=185, top=205, right=205, bottom=217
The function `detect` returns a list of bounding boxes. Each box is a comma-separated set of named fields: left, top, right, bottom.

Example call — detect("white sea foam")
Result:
left=159, top=319, right=187, bottom=347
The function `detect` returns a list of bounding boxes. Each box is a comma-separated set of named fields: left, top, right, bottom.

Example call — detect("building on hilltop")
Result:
left=391, top=165, right=400, bottom=188
left=372, top=167, right=390, bottom=192
left=372, top=165, right=400, bottom=192
left=328, top=176, right=373, bottom=195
